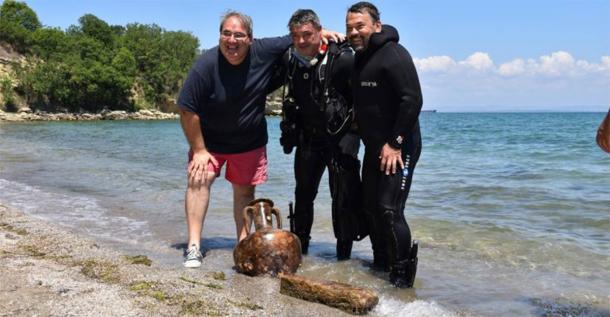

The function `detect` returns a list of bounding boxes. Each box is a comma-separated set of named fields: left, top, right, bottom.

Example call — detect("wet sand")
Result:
left=0, top=204, right=358, bottom=316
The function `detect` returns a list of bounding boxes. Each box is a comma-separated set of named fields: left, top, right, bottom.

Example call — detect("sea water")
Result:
left=1, top=113, right=609, bottom=316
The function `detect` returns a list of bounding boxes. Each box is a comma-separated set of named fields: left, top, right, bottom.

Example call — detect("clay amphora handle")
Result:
left=271, top=207, right=282, bottom=230
left=243, top=206, right=255, bottom=235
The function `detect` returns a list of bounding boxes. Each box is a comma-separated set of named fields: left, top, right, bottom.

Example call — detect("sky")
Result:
left=20, top=0, right=610, bottom=112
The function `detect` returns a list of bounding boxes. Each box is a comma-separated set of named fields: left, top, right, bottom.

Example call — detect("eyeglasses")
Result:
left=221, top=30, right=248, bottom=41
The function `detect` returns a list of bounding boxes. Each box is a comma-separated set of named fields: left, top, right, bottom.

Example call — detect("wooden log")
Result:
left=279, top=274, right=378, bottom=315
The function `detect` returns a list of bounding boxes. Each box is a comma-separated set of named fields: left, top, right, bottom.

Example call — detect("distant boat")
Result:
left=422, top=109, right=437, bottom=113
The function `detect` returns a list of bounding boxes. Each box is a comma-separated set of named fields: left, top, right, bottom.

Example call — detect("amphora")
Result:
left=233, top=198, right=302, bottom=276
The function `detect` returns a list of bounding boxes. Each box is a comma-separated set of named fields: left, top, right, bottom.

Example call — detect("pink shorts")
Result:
left=188, top=146, right=268, bottom=185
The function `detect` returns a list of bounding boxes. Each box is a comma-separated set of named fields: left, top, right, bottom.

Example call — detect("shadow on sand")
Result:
left=171, top=236, right=237, bottom=255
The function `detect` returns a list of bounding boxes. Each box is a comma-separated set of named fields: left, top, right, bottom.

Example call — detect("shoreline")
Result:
left=0, top=203, right=355, bottom=316
left=0, top=109, right=179, bottom=122
left=0, top=107, right=283, bottom=122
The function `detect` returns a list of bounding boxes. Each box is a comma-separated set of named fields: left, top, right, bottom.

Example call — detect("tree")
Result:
left=121, top=23, right=163, bottom=73
left=0, top=0, right=41, bottom=52
left=30, top=27, right=67, bottom=59
left=110, top=24, right=125, bottom=37
left=160, top=31, right=199, bottom=91
left=8, top=3, right=199, bottom=113
left=77, top=14, right=113, bottom=46
left=69, top=35, right=109, bottom=63
left=120, top=23, right=198, bottom=107
left=1, top=75, right=16, bottom=111
left=0, top=20, right=28, bottom=51
left=0, top=0, right=41, bottom=31
left=15, top=60, right=69, bottom=110
left=112, top=47, right=136, bottom=78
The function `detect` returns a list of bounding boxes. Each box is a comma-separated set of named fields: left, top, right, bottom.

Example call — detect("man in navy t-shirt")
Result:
left=177, top=10, right=342, bottom=268
left=178, top=11, right=289, bottom=268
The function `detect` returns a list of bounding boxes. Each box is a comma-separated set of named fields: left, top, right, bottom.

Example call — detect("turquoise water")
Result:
left=1, top=113, right=609, bottom=316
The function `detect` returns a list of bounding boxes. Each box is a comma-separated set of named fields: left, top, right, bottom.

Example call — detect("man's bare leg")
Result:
left=232, top=183, right=255, bottom=241
left=185, top=171, right=217, bottom=248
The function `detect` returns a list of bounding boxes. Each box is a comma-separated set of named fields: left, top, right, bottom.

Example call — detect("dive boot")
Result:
left=336, top=239, right=353, bottom=261
left=371, top=252, right=390, bottom=272
left=297, top=234, right=310, bottom=255
left=404, top=240, right=418, bottom=286
left=389, top=240, right=418, bottom=288
left=369, top=232, right=389, bottom=271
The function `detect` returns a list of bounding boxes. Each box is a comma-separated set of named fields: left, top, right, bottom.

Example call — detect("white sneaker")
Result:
left=183, top=244, right=203, bottom=268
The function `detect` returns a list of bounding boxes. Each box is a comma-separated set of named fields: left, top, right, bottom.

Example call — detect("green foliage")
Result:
left=15, top=55, right=132, bottom=112
left=120, top=23, right=199, bottom=107
left=0, top=20, right=27, bottom=51
left=77, top=14, right=113, bottom=46
left=0, top=0, right=40, bottom=31
left=30, top=27, right=68, bottom=59
left=0, top=0, right=41, bottom=52
left=70, top=35, right=109, bottom=63
left=16, top=60, right=73, bottom=110
left=110, top=24, right=125, bottom=37
left=112, top=47, right=136, bottom=77
left=1, top=75, right=15, bottom=111
left=160, top=31, right=199, bottom=91
left=6, top=3, right=200, bottom=112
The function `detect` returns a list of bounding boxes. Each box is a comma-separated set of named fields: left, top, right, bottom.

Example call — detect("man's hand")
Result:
left=320, top=29, right=346, bottom=44
left=188, top=148, right=218, bottom=186
left=379, top=143, right=404, bottom=175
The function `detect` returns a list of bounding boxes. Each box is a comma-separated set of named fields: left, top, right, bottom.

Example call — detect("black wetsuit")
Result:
left=280, top=42, right=367, bottom=259
left=353, top=25, right=422, bottom=286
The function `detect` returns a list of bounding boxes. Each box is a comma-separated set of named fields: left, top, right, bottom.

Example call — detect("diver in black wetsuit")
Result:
left=347, top=2, right=423, bottom=288
left=278, top=9, right=367, bottom=260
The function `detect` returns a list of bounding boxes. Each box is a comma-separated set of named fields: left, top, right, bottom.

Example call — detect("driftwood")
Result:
left=279, top=274, right=378, bottom=315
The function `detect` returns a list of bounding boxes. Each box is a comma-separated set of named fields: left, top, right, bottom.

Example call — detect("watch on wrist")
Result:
left=388, top=135, right=403, bottom=149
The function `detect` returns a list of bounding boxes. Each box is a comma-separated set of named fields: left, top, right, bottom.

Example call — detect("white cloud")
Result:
left=415, top=51, right=610, bottom=78
left=413, top=55, right=456, bottom=72
left=602, top=56, right=610, bottom=69
left=459, top=52, right=494, bottom=71
left=536, top=51, right=575, bottom=76
left=413, top=51, right=609, bottom=111
left=590, top=56, right=610, bottom=73
left=576, top=60, right=595, bottom=72
left=498, top=59, right=526, bottom=76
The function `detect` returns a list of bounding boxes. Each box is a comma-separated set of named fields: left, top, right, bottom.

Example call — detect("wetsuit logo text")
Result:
left=360, top=81, right=378, bottom=87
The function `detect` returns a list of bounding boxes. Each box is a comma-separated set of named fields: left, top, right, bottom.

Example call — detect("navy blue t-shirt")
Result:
left=178, top=36, right=291, bottom=153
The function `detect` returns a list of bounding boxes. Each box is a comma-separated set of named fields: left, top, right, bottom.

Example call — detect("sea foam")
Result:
left=0, top=178, right=150, bottom=241
left=375, top=297, right=463, bottom=317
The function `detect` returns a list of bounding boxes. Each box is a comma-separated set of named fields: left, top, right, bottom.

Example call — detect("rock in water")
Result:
left=279, top=274, right=379, bottom=314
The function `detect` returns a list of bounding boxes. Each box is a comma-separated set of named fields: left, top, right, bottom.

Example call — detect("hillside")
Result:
left=0, top=42, right=24, bottom=111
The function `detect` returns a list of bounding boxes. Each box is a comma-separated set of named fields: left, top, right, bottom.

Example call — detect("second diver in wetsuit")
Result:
left=279, top=9, right=368, bottom=260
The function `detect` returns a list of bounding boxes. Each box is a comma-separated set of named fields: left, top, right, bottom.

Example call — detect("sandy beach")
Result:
left=0, top=203, right=358, bottom=317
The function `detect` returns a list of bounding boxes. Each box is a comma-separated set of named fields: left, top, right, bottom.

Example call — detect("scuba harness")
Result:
left=280, top=42, right=353, bottom=146
left=318, top=43, right=353, bottom=137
